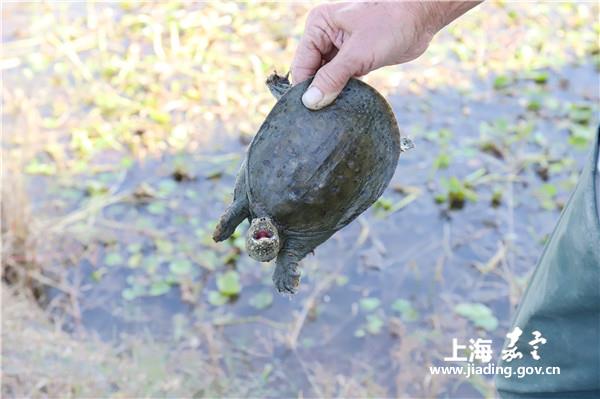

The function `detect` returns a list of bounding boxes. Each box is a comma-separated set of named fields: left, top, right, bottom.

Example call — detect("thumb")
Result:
left=302, top=50, right=360, bottom=110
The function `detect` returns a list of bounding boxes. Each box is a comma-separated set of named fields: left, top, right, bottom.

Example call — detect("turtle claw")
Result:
left=272, top=264, right=301, bottom=295
left=400, top=137, right=415, bottom=152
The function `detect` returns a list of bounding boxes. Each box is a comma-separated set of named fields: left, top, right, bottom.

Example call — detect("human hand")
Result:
left=291, top=2, right=480, bottom=110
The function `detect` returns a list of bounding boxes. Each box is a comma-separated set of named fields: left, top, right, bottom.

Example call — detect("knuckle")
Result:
left=306, top=6, right=326, bottom=24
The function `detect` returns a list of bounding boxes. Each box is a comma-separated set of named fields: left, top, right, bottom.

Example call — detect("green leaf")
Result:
left=568, top=103, right=593, bottom=125
left=527, top=98, right=542, bottom=112
left=365, top=314, right=385, bottom=335
left=149, top=281, right=171, bottom=296
left=127, top=242, right=143, bottom=253
left=217, top=270, right=241, bottom=296
left=149, top=109, right=171, bottom=125
left=493, top=75, right=511, bottom=90
left=527, top=70, right=549, bottom=84
left=91, top=268, right=107, bottom=282
left=122, top=284, right=146, bottom=301
left=359, top=297, right=381, bottom=312
left=147, top=201, right=167, bottom=215
left=208, top=290, right=228, bottom=306
left=197, top=251, right=219, bottom=270
left=24, top=159, right=56, bottom=175
left=104, top=251, right=123, bottom=267
left=249, top=290, right=273, bottom=309
left=122, top=288, right=138, bottom=301
left=374, top=198, right=393, bottom=211
left=454, top=303, right=498, bottom=331
left=434, top=153, right=451, bottom=169
left=391, top=299, right=419, bottom=322
left=86, top=181, right=109, bottom=197
left=539, top=183, right=557, bottom=198
left=155, top=239, right=174, bottom=254
left=169, top=259, right=193, bottom=275
left=336, top=275, right=349, bottom=286
left=158, top=179, right=177, bottom=196
left=127, top=252, right=143, bottom=268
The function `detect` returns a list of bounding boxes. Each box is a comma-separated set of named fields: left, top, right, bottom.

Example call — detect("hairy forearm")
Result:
left=422, top=1, right=483, bottom=34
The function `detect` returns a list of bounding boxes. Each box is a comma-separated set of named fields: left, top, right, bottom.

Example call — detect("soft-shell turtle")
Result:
left=213, top=73, right=413, bottom=294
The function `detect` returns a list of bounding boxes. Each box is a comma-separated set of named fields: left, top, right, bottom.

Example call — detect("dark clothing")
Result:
left=496, top=129, right=600, bottom=398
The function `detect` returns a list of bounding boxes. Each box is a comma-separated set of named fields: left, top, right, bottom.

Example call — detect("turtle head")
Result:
left=246, top=217, right=280, bottom=262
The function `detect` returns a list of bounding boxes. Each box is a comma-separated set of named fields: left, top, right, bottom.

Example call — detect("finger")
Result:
left=291, top=10, right=336, bottom=84
left=301, top=45, right=362, bottom=110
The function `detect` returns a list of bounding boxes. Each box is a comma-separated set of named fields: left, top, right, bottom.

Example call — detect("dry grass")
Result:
left=1, top=284, right=236, bottom=398
left=1, top=149, right=42, bottom=297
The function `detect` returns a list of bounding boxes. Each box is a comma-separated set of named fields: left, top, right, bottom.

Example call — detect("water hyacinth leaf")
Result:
left=568, top=103, right=593, bottom=125
left=374, top=197, right=393, bottom=211
left=454, top=302, right=498, bottom=331
left=24, top=159, right=57, bottom=175
left=91, top=268, right=107, bottom=282
left=568, top=124, right=594, bottom=149
left=149, top=109, right=171, bottom=125
left=127, top=252, right=143, bottom=268
left=197, top=251, right=219, bottom=270
left=434, top=153, right=451, bottom=169
left=149, top=281, right=171, bottom=296
left=147, top=201, right=167, bottom=215
left=365, top=314, right=385, bottom=335
left=539, top=183, right=557, bottom=198
left=127, top=242, right=143, bottom=253
left=155, top=239, right=174, bottom=254
left=249, top=290, right=273, bottom=310
left=208, top=290, right=229, bottom=306
left=493, top=75, right=511, bottom=89
left=144, top=254, right=161, bottom=273
left=86, top=181, right=109, bottom=197
left=526, top=70, right=549, bottom=84
left=359, top=297, right=381, bottom=312
left=104, top=251, right=124, bottom=267
left=217, top=270, right=241, bottom=296
left=354, top=328, right=366, bottom=338
left=169, top=259, right=193, bottom=275
left=391, top=299, right=419, bottom=322
left=122, top=288, right=137, bottom=301
left=158, top=179, right=177, bottom=196
left=232, top=235, right=246, bottom=251
left=336, top=275, right=349, bottom=286
left=122, top=284, right=145, bottom=301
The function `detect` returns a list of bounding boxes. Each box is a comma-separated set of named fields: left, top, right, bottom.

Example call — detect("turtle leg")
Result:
left=213, top=161, right=250, bottom=242
left=213, top=198, right=249, bottom=242
left=272, top=237, right=315, bottom=295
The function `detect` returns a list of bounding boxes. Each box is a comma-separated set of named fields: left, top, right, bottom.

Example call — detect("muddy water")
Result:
left=27, top=63, right=595, bottom=397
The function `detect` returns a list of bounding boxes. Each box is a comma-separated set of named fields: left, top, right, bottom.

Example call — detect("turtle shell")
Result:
left=246, top=78, right=401, bottom=234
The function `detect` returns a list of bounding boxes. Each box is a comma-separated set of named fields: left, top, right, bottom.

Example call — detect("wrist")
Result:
left=419, top=1, right=482, bottom=35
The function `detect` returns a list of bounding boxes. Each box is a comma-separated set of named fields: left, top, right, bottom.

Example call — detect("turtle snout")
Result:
left=246, top=217, right=280, bottom=262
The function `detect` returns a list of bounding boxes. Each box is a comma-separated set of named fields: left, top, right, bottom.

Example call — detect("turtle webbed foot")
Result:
left=272, top=260, right=301, bottom=295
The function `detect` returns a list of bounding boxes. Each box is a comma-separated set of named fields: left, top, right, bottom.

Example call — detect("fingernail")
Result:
left=302, top=86, right=323, bottom=109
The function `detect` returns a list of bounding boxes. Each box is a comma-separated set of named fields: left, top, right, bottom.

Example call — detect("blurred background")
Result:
left=1, top=1, right=598, bottom=398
